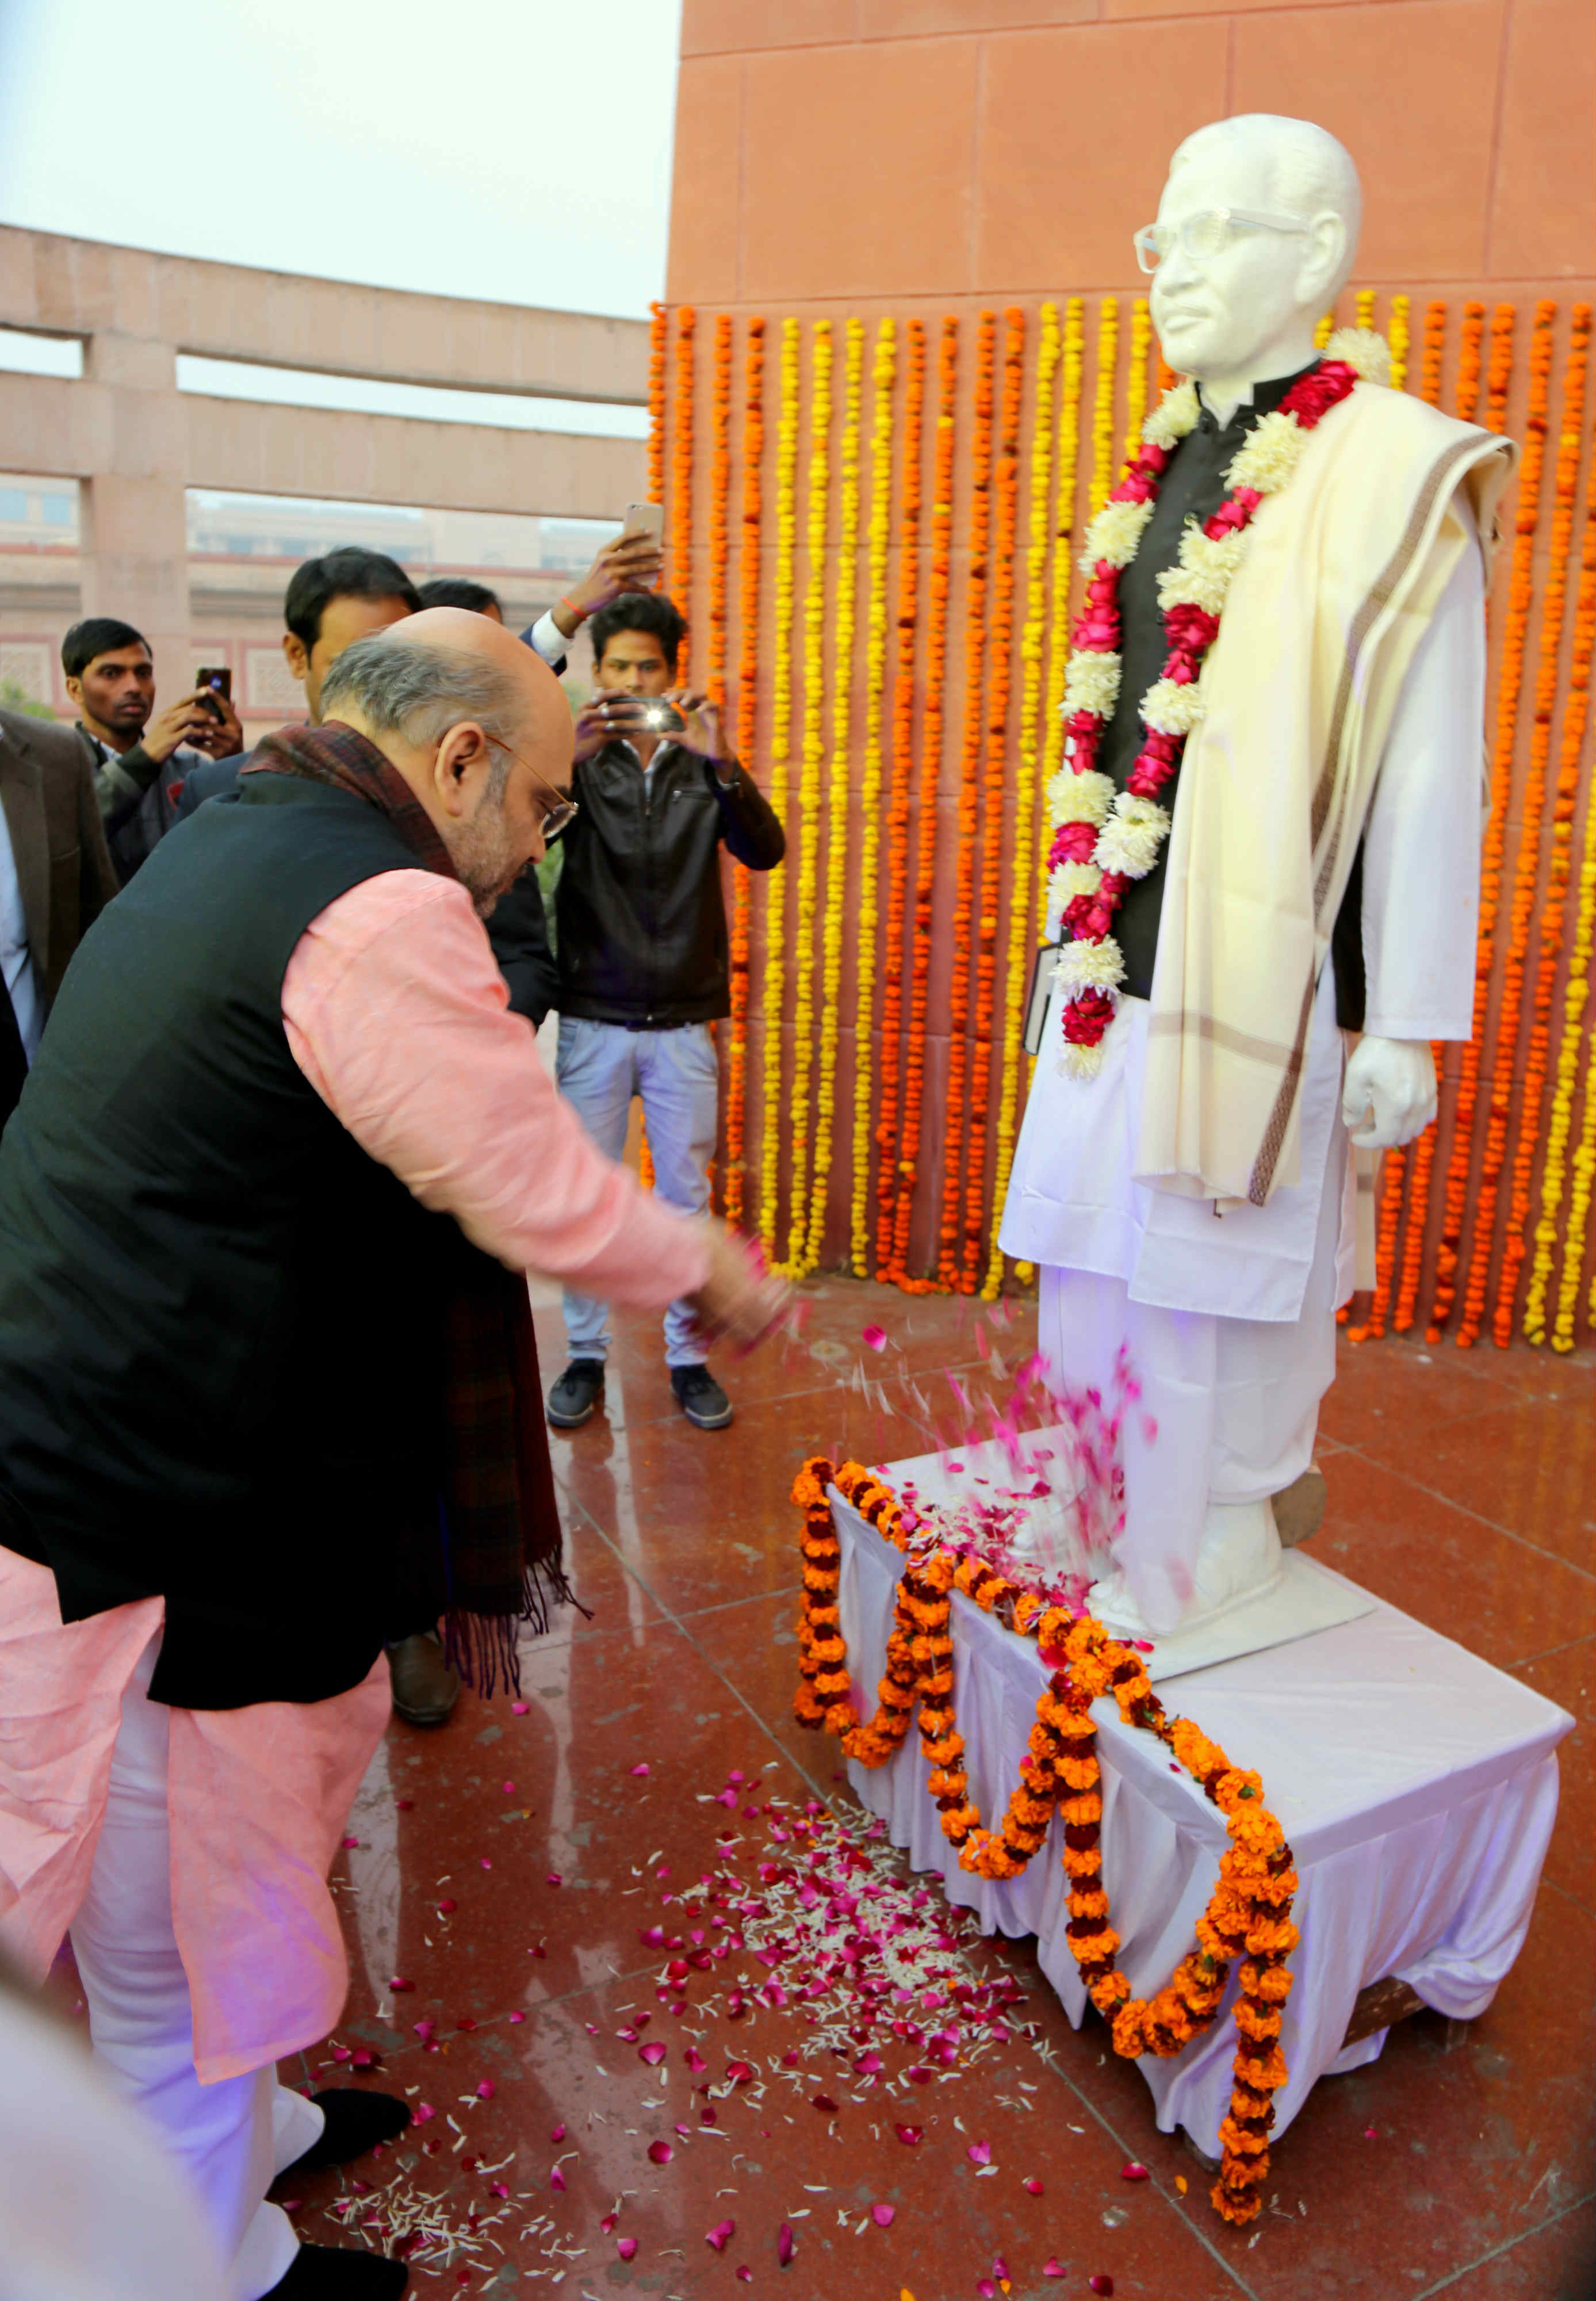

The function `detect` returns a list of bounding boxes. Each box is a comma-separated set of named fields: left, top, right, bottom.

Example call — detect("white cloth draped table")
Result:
left=834, top=1489, right=1572, bottom=2156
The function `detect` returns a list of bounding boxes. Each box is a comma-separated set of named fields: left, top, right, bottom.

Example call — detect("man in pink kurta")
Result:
left=0, top=610, right=784, bottom=2301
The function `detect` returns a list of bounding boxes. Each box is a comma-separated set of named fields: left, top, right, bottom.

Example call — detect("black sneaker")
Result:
left=671, top=1364, right=733, bottom=1429
left=547, top=1358, right=605, bottom=1428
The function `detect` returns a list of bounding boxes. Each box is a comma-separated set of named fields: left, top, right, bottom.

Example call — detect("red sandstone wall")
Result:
left=661, top=0, right=1596, bottom=1346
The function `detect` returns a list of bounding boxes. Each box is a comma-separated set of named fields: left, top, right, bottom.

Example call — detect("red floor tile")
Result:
left=1510, top=1638, right=1596, bottom=1914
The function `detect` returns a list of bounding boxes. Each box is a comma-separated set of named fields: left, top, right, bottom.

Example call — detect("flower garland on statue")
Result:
left=792, top=1458, right=1297, bottom=2227
left=852, top=320, right=897, bottom=1275
left=985, top=300, right=1063, bottom=1299
left=875, top=320, right=924, bottom=1274
left=725, top=318, right=766, bottom=1231
left=1497, top=303, right=1585, bottom=1346
left=758, top=320, right=802, bottom=1260
left=1044, top=335, right=1379, bottom=1076
left=780, top=321, right=832, bottom=1276
left=805, top=319, right=863, bottom=1274
left=1535, top=343, right=1596, bottom=1351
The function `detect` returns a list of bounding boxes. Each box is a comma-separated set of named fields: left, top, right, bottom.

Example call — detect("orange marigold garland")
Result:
left=647, top=300, right=667, bottom=507
left=962, top=308, right=1025, bottom=1293
left=1498, top=304, right=1589, bottom=1344
left=893, top=319, right=958, bottom=1290
left=759, top=320, right=802, bottom=1260
left=876, top=320, right=925, bottom=1275
left=706, top=316, right=733, bottom=708
left=939, top=311, right=996, bottom=1292
left=1428, top=302, right=1502, bottom=1338
left=986, top=301, right=1063, bottom=1299
left=794, top=1458, right=1296, bottom=2224
left=1532, top=352, right=1596, bottom=1348
left=725, top=318, right=766, bottom=1230
left=1456, top=302, right=1552, bottom=1348
left=1393, top=300, right=1453, bottom=1332
left=670, top=306, right=696, bottom=674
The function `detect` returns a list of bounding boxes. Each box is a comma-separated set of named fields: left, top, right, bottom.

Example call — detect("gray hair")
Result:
left=1169, top=114, right=1362, bottom=298
left=318, top=632, right=525, bottom=751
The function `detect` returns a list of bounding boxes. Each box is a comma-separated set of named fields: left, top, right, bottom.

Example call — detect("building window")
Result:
left=0, top=491, right=27, bottom=522
left=40, top=494, right=74, bottom=526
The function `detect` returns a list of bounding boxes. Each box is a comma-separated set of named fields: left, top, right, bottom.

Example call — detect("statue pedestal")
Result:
left=1111, top=1549, right=1375, bottom=1684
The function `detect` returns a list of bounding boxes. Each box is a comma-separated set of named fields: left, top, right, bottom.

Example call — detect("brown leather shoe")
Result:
left=386, top=1631, right=460, bottom=1726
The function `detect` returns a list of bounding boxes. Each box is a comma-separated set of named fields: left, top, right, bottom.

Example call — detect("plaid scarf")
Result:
left=250, top=718, right=576, bottom=1694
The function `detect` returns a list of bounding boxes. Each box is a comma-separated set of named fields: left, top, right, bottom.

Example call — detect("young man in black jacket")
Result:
left=546, top=591, right=784, bottom=1432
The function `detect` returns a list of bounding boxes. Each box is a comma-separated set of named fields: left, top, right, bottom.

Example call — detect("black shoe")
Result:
left=386, top=1631, right=460, bottom=1727
left=671, top=1363, right=733, bottom=1429
left=264, top=2246, right=408, bottom=2296
left=280, top=2088, right=412, bottom=2179
left=547, top=1358, right=605, bottom=1428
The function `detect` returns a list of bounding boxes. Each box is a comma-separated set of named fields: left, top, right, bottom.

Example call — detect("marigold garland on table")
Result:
left=939, top=309, right=996, bottom=1292
left=852, top=320, right=897, bottom=1276
left=780, top=322, right=832, bottom=1276
left=1089, top=298, right=1119, bottom=519
left=1427, top=302, right=1500, bottom=1337
left=876, top=320, right=925, bottom=1274
left=805, top=319, right=863, bottom=1274
left=1498, top=307, right=1590, bottom=1344
left=670, top=307, right=696, bottom=675
left=1534, top=372, right=1596, bottom=1349
left=1453, top=304, right=1548, bottom=1348
left=757, top=319, right=801, bottom=1260
left=961, top=309, right=1024, bottom=1293
left=1393, top=300, right=1454, bottom=1335
left=725, top=318, right=765, bottom=1230
left=793, top=1458, right=1297, bottom=2226
left=985, top=300, right=1063, bottom=1299
left=893, top=318, right=958, bottom=1291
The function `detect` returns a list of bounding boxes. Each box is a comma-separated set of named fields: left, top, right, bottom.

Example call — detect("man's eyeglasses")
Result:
left=483, top=732, right=578, bottom=840
left=1133, top=209, right=1308, bottom=274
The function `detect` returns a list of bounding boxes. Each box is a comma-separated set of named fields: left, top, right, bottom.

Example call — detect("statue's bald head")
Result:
left=1167, top=115, right=1361, bottom=297
left=318, top=605, right=574, bottom=913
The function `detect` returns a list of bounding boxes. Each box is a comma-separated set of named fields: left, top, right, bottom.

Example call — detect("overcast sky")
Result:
left=0, top=0, right=682, bottom=414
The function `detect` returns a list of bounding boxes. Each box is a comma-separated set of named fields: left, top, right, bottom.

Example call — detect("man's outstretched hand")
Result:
left=686, top=1223, right=792, bottom=1355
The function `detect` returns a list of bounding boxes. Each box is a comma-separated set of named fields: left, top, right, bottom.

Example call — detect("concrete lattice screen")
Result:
left=655, top=291, right=1596, bottom=1349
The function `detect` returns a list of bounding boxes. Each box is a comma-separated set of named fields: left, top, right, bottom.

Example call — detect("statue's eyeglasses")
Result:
left=1133, top=209, right=1309, bottom=274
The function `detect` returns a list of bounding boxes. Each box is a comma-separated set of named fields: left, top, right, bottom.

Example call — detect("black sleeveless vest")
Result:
left=0, top=773, right=457, bottom=1708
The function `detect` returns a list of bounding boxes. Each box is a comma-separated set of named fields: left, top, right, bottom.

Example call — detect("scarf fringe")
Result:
left=442, top=1557, right=592, bottom=1701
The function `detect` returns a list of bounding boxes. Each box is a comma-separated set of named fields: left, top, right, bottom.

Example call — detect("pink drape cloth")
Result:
left=0, top=868, right=714, bottom=2082
left=0, top=1548, right=389, bottom=2083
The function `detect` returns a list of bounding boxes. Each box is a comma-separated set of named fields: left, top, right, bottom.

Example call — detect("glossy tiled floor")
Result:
left=265, top=1285, right=1590, bottom=2295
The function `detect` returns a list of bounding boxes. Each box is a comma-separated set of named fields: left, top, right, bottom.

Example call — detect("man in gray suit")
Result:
left=0, top=708, right=119, bottom=1123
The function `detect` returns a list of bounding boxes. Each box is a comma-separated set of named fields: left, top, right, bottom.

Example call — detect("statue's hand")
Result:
left=1341, top=1035, right=1437, bottom=1150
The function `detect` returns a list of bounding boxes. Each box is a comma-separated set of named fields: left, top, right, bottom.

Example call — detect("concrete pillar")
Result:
left=77, top=330, right=191, bottom=697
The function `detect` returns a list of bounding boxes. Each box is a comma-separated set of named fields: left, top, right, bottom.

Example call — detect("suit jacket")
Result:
left=174, top=751, right=247, bottom=820
left=0, top=711, right=119, bottom=1012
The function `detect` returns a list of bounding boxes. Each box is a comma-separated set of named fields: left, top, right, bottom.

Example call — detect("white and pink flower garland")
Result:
left=1044, top=330, right=1388, bottom=1076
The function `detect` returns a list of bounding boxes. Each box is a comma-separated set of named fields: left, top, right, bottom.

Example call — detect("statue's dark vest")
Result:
left=0, top=774, right=456, bottom=1708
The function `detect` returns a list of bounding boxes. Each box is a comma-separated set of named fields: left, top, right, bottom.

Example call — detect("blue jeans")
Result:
left=556, top=1016, right=718, bottom=1368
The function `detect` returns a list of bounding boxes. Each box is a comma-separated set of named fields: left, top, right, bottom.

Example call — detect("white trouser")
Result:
left=67, top=1634, right=326, bottom=2301
left=1038, top=1129, right=1342, bottom=1637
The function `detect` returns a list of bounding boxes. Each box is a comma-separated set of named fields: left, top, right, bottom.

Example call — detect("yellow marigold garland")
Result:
left=1457, top=303, right=1552, bottom=1347
left=852, top=320, right=897, bottom=1275
left=1537, top=365, right=1596, bottom=1348
left=1037, top=298, right=1086, bottom=921
left=985, top=299, right=1063, bottom=1298
left=705, top=315, right=732, bottom=708
left=876, top=320, right=925, bottom=1274
left=794, top=1458, right=1297, bottom=2226
left=725, top=318, right=765, bottom=1231
left=939, top=310, right=995, bottom=1292
left=758, top=320, right=801, bottom=1260
left=962, top=308, right=1025, bottom=1292
left=780, top=322, right=832, bottom=1275
left=805, top=319, right=863, bottom=1274
left=1123, top=296, right=1151, bottom=465
left=1089, top=297, right=1119, bottom=518
left=1501, top=306, right=1590, bottom=1343
left=893, top=319, right=958, bottom=1290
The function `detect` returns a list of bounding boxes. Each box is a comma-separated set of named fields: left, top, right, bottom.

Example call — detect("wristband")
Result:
left=558, top=595, right=590, bottom=625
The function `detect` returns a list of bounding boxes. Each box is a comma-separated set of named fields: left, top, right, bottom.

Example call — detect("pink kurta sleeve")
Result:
left=280, top=869, right=711, bottom=1307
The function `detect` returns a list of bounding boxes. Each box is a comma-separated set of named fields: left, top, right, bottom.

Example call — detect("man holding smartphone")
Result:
left=63, top=620, right=244, bottom=883
left=544, top=587, right=785, bottom=1434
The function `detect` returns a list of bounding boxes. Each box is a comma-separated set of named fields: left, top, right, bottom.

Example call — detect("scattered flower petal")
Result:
left=810, top=2094, right=839, bottom=2113
left=777, top=2223, right=795, bottom=2266
left=640, top=2043, right=667, bottom=2067
left=341, top=1836, right=359, bottom=1850
left=630, top=1762, right=651, bottom=1776
left=437, top=1899, right=457, bottom=1916
left=549, top=2125, right=565, bottom=2144
left=388, top=1977, right=414, bottom=1993
left=863, top=1324, right=888, bottom=1352
left=546, top=1873, right=562, bottom=1887
left=511, top=1701, right=530, bottom=1715
left=1122, top=2161, right=1150, bottom=2181
left=1023, top=2177, right=1043, bottom=2196
left=550, top=2166, right=565, bottom=2191
left=617, top=2237, right=638, bottom=2260
left=967, top=2140, right=992, bottom=2166
left=501, top=1782, right=516, bottom=1795
left=476, top=2081, right=495, bottom=2100
left=414, top=2104, right=435, bottom=2124
left=1089, top=2279, right=1115, bottom=2296
left=648, top=2141, right=673, bottom=2166
left=894, top=2124, right=924, bottom=2146
left=872, top=2203, right=896, bottom=2227
left=1043, top=2261, right=1067, bottom=2280
left=508, top=2009, right=526, bottom=2024
left=706, top=2218, right=736, bottom=2252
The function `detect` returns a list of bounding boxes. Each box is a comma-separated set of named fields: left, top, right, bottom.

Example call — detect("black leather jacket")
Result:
left=553, top=740, right=784, bottom=1028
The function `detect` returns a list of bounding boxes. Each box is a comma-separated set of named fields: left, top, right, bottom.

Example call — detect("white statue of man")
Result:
left=1000, top=114, right=1514, bottom=1646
